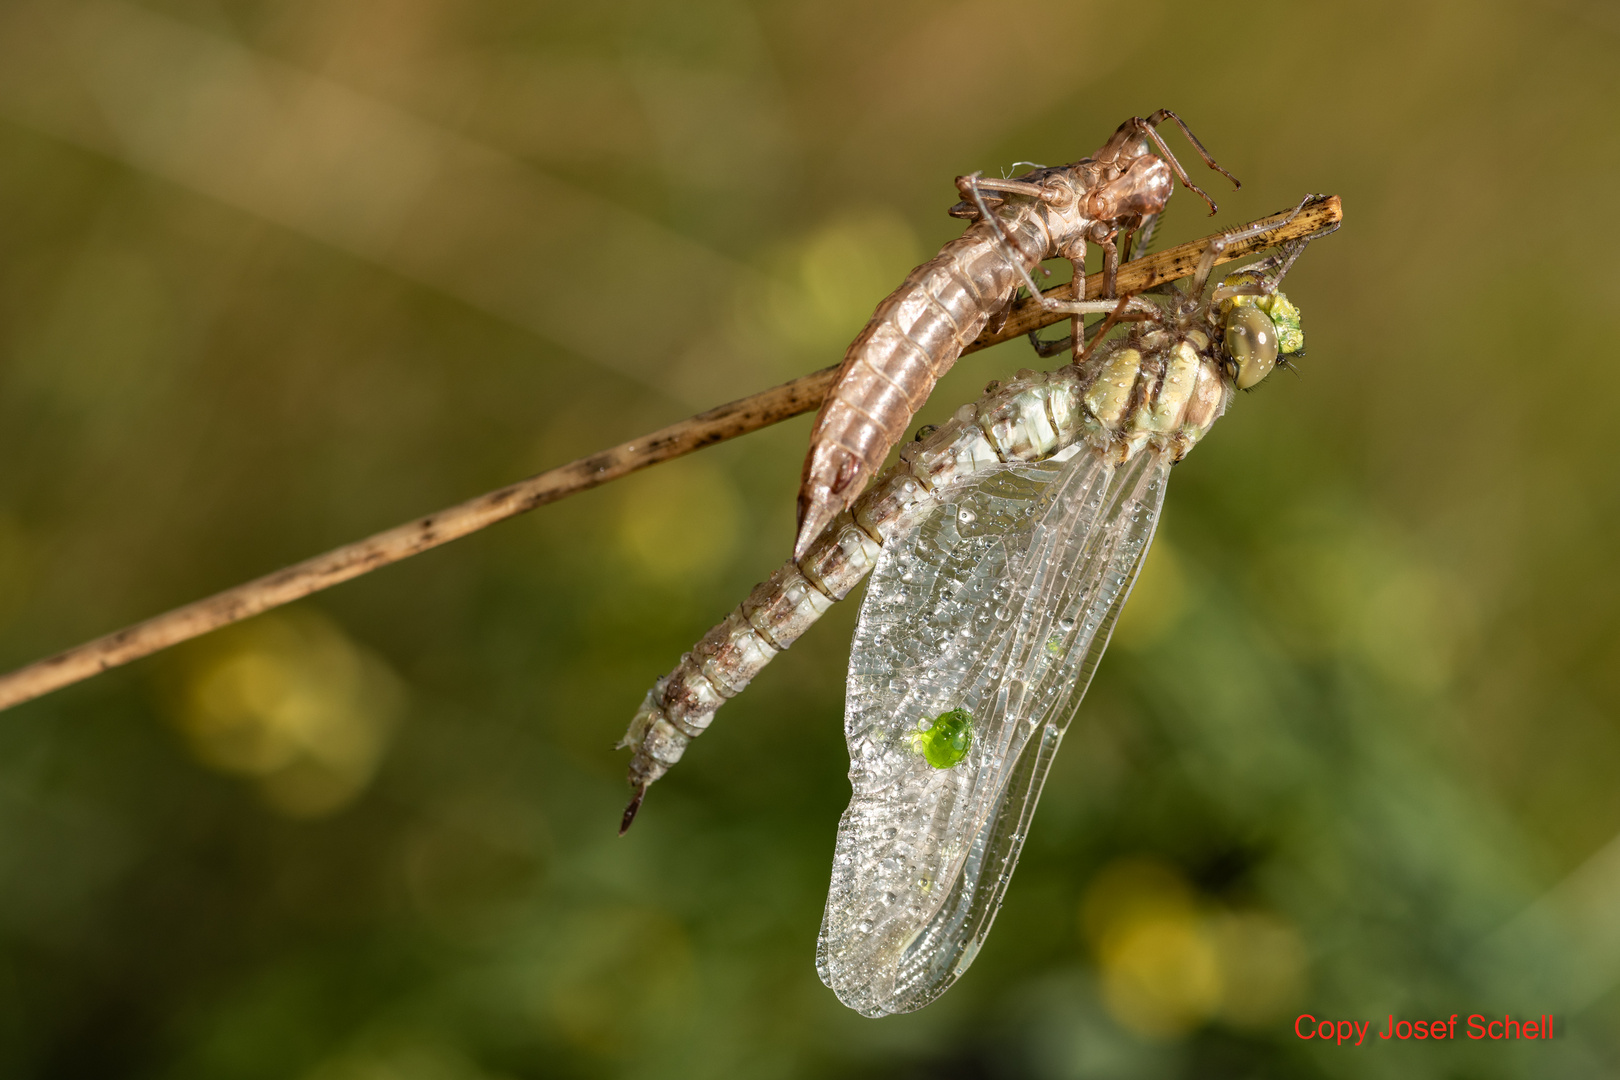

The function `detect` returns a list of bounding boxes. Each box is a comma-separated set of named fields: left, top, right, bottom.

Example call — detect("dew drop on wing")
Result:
left=819, top=447, right=1177, bottom=1015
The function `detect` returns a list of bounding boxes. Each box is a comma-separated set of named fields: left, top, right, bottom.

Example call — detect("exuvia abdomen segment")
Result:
left=795, top=213, right=1058, bottom=557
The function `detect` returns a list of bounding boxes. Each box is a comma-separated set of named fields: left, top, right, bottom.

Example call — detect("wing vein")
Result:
left=819, top=447, right=1172, bottom=1016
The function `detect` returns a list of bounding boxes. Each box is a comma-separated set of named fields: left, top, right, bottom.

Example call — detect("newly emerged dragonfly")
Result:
left=620, top=201, right=1335, bottom=1015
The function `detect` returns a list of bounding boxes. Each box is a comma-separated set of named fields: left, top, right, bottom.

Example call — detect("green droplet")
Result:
left=914, top=707, right=972, bottom=769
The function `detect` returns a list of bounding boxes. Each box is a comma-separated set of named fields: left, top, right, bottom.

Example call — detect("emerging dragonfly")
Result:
left=620, top=199, right=1335, bottom=1015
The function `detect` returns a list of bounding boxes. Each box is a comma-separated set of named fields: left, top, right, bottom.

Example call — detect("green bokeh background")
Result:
left=3, top=1, right=1619, bottom=1076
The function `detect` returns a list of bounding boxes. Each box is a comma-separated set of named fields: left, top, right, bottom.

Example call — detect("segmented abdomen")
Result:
left=794, top=212, right=1054, bottom=555
left=622, top=360, right=1085, bottom=800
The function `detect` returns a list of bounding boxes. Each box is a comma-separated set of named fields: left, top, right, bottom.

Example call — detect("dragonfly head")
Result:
left=1214, top=271, right=1304, bottom=390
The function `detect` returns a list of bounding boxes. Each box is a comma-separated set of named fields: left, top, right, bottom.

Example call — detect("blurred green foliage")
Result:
left=2, top=0, right=1620, bottom=1076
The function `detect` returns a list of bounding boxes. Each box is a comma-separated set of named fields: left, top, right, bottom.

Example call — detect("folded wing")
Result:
left=817, top=447, right=1171, bottom=1016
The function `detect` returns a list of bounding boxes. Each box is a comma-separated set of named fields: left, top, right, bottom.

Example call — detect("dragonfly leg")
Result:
left=1068, top=255, right=1086, bottom=361
left=1137, top=109, right=1241, bottom=215
left=961, top=175, right=1050, bottom=200
left=1100, top=234, right=1120, bottom=299
left=1209, top=219, right=1343, bottom=307
left=1026, top=255, right=1090, bottom=359
left=1143, top=109, right=1241, bottom=187
left=1193, top=194, right=1341, bottom=308
left=1077, top=295, right=1158, bottom=364
left=1041, top=296, right=1156, bottom=319
left=1026, top=328, right=1073, bottom=358
left=1184, top=193, right=1320, bottom=300
left=1028, top=294, right=1155, bottom=362
left=1268, top=218, right=1342, bottom=285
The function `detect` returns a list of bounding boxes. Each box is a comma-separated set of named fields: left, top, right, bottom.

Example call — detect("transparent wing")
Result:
left=816, top=447, right=1170, bottom=1017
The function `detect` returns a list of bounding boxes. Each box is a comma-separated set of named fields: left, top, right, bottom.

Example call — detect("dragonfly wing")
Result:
left=817, top=448, right=1171, bottom=1017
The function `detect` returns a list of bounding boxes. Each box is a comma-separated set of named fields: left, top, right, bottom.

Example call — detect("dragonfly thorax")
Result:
left=1070, top=275, right=1306, bottom=465
left=1079, top=325, right=1228, bottom=464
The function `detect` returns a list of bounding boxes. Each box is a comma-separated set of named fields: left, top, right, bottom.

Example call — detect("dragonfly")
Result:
left=618, top=199, right=1336, bottom=1015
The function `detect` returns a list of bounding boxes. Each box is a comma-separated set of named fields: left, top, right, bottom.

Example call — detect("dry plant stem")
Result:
left=982, top=195, right=1342, bottom=347
left=0, top=196, right=1341, bottom=713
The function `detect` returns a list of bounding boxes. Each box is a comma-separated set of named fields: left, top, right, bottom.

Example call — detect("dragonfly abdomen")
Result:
left=620, top=369, right=1090, bottom=825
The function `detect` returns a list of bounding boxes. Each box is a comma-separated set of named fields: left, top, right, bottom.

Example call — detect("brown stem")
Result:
left=0, top=196, right=1341, bottom=712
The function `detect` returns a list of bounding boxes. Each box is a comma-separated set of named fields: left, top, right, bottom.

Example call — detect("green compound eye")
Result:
left=1224, top=305, right=1280, bottom=390
left=914, top=708, right=973, bottom=769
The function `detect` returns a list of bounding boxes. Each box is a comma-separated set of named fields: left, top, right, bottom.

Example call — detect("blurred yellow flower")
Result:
left=1081, top=857, right=1307, bottom=1038
left=1082, top=859, right=1218, bottom=1037
left=178, top=610, right=405, bottom=818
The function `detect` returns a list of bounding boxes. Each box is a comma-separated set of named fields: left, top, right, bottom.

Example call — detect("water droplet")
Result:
left=857, top=919, right=874, bottom=933
left=958, top=509, right=976, bottom=526
left=883, top=827, right=898, bottom=840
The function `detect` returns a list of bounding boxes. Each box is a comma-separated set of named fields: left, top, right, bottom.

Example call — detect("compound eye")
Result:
left=1225, top=306, right=1279, bottom=389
